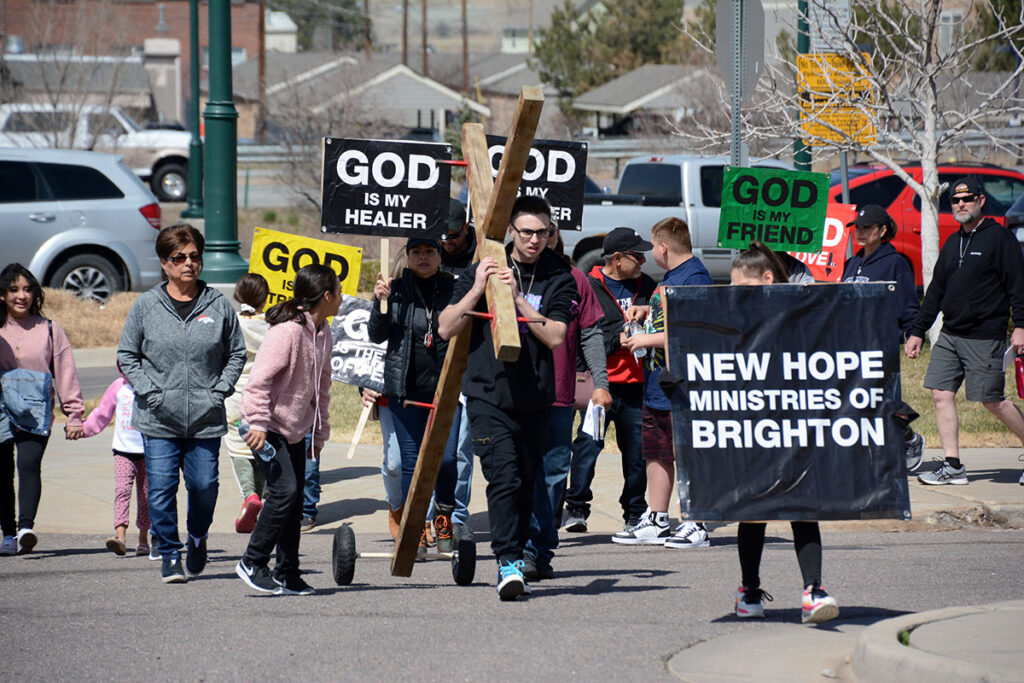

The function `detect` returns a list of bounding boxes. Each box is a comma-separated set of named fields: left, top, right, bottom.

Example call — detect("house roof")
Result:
left=228, top=50, right=489, bottom=119
left=1, top=54, right=151, bottom=95
left=572, top=64, right=717, bottom=115
left=469, top=52, right=555, bottom=96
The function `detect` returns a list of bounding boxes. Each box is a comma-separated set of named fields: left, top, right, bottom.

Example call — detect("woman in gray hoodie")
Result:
left=117, top=224, right=245, bottom=584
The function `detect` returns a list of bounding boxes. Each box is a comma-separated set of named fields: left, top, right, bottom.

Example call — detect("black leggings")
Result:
left=0, top=432, right=50, bottom=535
left=737, top=521, right=822, bottom=590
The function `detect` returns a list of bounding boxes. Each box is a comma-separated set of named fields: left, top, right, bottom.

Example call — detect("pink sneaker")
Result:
left=235, top=494, right=263, bottom=534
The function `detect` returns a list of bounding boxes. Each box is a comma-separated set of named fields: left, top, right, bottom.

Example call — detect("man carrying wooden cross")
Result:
left=438, top=195, right=576, bottom=601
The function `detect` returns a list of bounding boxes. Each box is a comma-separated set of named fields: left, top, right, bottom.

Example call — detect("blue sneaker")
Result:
left=496, top=559, right=526, bottom=601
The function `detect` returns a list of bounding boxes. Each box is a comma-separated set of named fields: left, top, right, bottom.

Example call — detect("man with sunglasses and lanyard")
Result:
left=439, top=195, right=576, bottom=600
left=563, top=228, right=657, bottom=534
left=906, top=176, right=1024, bottom=486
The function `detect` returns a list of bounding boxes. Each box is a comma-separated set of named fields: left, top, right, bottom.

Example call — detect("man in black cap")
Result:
left=440, top=198, right=476, bottom=276
left=563, top=227, right=657, bottom=532
left=905, top=176, right=1024, bottom=486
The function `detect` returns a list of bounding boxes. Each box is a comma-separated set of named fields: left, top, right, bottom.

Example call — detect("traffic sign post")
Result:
left=716, top=0, right=765, bottom=167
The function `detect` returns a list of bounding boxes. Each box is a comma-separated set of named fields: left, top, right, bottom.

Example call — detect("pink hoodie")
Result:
left=0, top=315, right=84, bottom=428
left=241, top=311, right=332, bottom=450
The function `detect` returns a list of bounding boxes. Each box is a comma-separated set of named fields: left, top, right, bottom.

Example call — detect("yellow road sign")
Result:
left=797, top=53, right=872, bottom=94
left=800, top=99, right=877, bottom=145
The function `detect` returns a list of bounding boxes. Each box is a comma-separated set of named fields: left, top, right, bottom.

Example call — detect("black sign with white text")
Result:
left=330, top=295, right=385, bottom=393
left=483, top=136, right=587, bottom=230
left=663, top=282, right=910, bottom=521
left=321, top=138, right=452, bottom=238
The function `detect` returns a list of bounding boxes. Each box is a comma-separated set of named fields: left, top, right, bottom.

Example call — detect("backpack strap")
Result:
left=47, top=318, right=55, bottom=376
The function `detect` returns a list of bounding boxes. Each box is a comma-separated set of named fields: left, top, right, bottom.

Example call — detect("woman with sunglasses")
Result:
left=118, top=223, right=246, bottom=584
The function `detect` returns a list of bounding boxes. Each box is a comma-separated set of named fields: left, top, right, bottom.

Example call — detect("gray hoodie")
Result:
left=117, top=281, right=246, bottom=439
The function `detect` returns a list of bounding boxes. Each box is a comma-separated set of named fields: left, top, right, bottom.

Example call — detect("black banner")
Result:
left=663, top=282, right=910, bottom=521
left=330, top=295, right=385, bottom=393
left=483, top=136, right=587, bottom=230
left=321, top=138, right=452, bottom=238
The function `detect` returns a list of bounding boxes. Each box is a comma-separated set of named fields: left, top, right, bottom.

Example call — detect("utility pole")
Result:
left=421, top=0, right=428, bottom=76
left=462, top=0, right=468, bottom=92
left=201, top=0, right=248, bottom=282
left=257, top=0, right=266, bottom=143
left=180, top=0, right=204, bottom=219
left=794, top=0, right=811, bottom=171
left=402, top=0, right=408, bottom=65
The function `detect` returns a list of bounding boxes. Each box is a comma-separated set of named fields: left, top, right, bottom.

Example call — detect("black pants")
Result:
left=0, top=432, right=50, bottom=535
left=466, top=399, right=549, bottom=565
left=737, top=521, right=822, bottom=590
left=242, top=432, right=307, bottom=578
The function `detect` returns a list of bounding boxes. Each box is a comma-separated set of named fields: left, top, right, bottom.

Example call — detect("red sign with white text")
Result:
left=787, top=203, right=857, bottom=281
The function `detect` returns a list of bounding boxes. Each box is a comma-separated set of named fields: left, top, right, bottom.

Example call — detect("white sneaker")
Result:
left=16, top=528, right=37, bottom=555
left=0, top=535, right=16, bottom=556
left=611, top=511, right=670, bottom=545
left=664, top=522, right=710, bottom=549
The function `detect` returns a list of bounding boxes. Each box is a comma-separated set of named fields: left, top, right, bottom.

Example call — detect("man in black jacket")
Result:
left=440, top=198, right=476, bottom=276
left=905, top=176, right=1024, bottom=486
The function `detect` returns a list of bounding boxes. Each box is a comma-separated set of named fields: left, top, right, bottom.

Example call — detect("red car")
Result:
left=829, top=164, right=1024, bottom=285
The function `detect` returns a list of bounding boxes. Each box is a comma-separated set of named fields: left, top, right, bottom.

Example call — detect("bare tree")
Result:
left=677, top=0, right=1024, bottom=318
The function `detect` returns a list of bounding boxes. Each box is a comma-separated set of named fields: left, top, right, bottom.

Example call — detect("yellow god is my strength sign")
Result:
left=249, top=227, right=363, bottom=306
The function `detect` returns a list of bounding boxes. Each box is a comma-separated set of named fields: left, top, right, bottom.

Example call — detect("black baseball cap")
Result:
left=602, top=227, right=653, bottom=256
left=847, top=204, right=890, bottom=228
left=406, top=236, right=440, bottom=251
left=443, top=198, right=467, bottom=238
left=949, top=176, right=984, bottom=199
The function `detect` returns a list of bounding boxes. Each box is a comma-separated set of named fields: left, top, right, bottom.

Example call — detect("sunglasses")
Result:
left=166, top=251, right=202, bottom=265
left=951, top=194, right=979, bottom=205
left=621, top=251, right=646, bottom=262
left=511, top=226, right=554, bottom=240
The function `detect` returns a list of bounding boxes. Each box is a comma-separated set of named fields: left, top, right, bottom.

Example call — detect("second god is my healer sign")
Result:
left=321, top=138, right=453, bottom=238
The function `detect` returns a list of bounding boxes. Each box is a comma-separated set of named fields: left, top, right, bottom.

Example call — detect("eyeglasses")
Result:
left=951, top=194, right=979, bottom=205
left=165, top=252, right=202, bottom=265
left=621, top=251, right=646, bottom=262
left=511, top=225, right=554, bottom=240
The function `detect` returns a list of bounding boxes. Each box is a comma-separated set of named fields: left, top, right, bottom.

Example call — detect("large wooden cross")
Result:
left=390, top=86, right=544, bottom=576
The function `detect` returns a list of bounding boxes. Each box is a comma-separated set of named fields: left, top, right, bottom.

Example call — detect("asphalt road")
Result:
left=2, top=529, right=1021, bottom=680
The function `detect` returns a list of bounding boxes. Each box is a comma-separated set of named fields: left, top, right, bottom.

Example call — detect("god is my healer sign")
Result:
left=321, top=138, right=452, bottom=238
left=662, top=282, right=910, bottom=522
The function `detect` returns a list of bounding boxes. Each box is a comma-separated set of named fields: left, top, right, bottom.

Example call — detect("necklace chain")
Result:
left=412, top=278, right=436, bottom=349
left=511, top=259, right=536, bottom=298
left=958, top=231, right=973, bottom=268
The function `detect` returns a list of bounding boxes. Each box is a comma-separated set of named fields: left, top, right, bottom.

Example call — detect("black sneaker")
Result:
left=185, top=536, right=207, bottom=575
left=161, top=555, right=187, bottom=584
left=300, top=516, right=317, bottom=533
left=275, top=574, right=316, bottom=595
left=521, top=554, right=539, bottom=581
left=562, top=508, right=588, bottom=533
left=235, top=559, right=278, bottom=593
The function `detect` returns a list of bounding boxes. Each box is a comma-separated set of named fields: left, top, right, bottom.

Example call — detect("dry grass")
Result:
left=43, top=288, right=139, bottom=349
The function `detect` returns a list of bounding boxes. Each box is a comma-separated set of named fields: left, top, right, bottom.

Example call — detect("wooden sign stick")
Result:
left=390, top=87, right=544, bottom=576
left=346, top=403, right=373, bottom=460
left=379, top=238, right=390, bottom=314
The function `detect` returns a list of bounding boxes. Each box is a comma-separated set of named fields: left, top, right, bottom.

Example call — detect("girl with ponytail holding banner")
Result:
left=235, top=265, right=339, bottom=595
left=730, top=242, right=840, bottom=624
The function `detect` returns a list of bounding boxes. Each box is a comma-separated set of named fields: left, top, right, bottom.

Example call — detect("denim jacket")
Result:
left=0, top=368, right=54, bottom=436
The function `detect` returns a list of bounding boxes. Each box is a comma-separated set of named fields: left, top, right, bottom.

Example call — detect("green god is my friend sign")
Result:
left=718, top=166, right=830, bottom=253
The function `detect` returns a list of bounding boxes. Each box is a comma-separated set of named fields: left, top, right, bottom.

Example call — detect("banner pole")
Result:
left=347, top=403, right=373, bottom=460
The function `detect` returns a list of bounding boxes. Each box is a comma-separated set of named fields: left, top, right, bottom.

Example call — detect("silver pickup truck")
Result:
left=564, top=154, right=794, bottom=280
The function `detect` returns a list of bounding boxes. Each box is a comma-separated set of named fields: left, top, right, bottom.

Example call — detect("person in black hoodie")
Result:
left=440, top=198, right=476, bottom=276
left=842, top=204, right=924, bottom=471
left=905, top=176, right=1024, bottom=486
left=439, top=195, right=575, bottom=601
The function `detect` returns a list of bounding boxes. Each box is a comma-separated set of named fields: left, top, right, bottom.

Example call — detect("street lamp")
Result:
left=180, top=0, right=204, bottom=219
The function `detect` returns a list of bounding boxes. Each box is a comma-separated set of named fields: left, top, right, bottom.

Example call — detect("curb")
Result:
left=851, top=602, right=1023, bottom=683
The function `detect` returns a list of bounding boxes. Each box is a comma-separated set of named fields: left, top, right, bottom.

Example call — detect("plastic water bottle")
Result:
left=626, top=321, right=647, bottom=359
left=236, top=421, right=276, bottom=462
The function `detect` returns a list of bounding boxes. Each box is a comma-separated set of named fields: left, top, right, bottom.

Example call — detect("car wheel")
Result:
left=49, top=254, right=121, bottom=303
left=152, top=162, right=187, bottom=202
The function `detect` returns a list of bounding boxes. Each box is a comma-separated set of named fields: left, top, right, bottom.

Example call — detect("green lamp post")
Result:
left=200, top=0, right=249, bottom=282
left=180, top=0, right=204, bottom=219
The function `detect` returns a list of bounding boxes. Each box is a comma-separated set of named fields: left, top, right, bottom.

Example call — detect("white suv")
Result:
left=0, top=103, right=191, bottom=202
left=0, top=147, right=163, bottom=301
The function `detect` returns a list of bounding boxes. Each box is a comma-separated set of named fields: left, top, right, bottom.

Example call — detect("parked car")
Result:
left=0, top=147, right=163, bottom=301
left=1002, top=191, right=1024, bottom=255
left=567, top=155, right=794, bottom=280
left=0, top=103, right=191, bottom=202
left=828, top=163, right=1024, bottom=285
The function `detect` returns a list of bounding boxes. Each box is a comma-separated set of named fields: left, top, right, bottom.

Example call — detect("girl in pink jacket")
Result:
left=82, top=370, right=152, bottom=558
left=235, top=264, right=339, bottom=595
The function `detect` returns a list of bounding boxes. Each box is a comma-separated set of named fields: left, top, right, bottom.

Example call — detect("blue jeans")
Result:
left=526, top=405, right=574, bottom=563
left=388, top=393, right=458, bottom=506
left=451, top=401, right=474, bottom=526
left=378, top=404, right=403, bottom=510
left=143, top=435, right=220, bottom=557
left=303, top=458, right=320, bottom=519
left=566, top=383, right=647, bottom=522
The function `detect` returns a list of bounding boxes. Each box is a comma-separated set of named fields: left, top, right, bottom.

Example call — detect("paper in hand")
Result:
left=581, top=400, right=606, bottom=441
